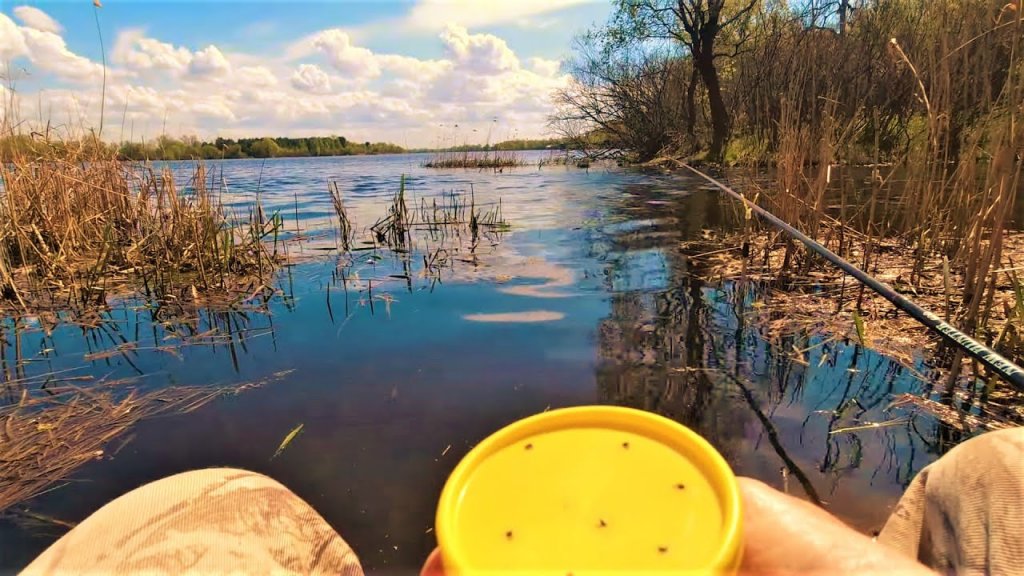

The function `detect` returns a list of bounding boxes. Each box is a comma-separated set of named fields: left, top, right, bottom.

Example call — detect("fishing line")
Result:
left=682, top=163, right=1024, bottom=393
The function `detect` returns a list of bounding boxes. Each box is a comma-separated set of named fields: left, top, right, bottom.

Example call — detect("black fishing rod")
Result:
left=682, top=163, right=1024, bottom=393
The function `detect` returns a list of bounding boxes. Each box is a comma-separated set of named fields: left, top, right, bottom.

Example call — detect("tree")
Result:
left=249, top=137, right=280, bottom=158
left=554, top=36, right=689, bottom=161
left=606, top=0, right=758, bottom=161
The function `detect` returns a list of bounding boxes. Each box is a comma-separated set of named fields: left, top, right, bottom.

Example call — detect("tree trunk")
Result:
left=685, top=65, right=699, bottom=150
left=691, top=21, right=730, bottom=162
left=838, top=1, right=849, bottom=35
left=696, top=51, right=729, bottom=162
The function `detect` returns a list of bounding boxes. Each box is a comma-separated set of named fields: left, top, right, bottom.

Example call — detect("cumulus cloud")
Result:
left=112, top=29, right=192, bottom=74
left=112, top=32, right=231, bottom=80
left=377, top=54, right=450, bottom=81
left=440, top=25, right=519, bottom=75
left=236, top=66, right=279, bottom=88
left=0, top=13, right=102, bottom=83
left=290, top=64, right=333, bottom=94
left=529, top=57, right=562, bottom=77
left=190, top=45, right=231, bottom=76
left=5, top=4, right=569, bottom=146
left=13, top=5, right=62, bottom=34
left=0, top=14, right=29, bottom=60
left=312, top=29, right=381, bottom=80
left=21, top=27, right=105, bottom=82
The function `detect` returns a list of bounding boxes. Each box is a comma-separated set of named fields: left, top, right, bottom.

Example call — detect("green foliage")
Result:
left=115, top=135, right=404, bottom=161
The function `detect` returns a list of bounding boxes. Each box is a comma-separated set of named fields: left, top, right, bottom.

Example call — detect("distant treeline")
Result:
left=118, top=136, right=405, bottom=161
left=0, top=134, right=568, bottom=163
left=410, top=137, right=568, bottom=153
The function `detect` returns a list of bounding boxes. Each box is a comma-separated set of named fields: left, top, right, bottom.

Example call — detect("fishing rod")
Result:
left=681, top=163, right=1024, bottom=393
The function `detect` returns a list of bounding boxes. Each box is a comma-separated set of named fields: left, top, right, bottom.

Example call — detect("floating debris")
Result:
left=271, top=423, right=305, bottom=460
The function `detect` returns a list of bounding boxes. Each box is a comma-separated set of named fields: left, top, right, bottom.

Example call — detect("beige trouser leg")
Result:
left=879, top=427, right=1024, bottom=575
left=22, top=468, right=364, bottom=576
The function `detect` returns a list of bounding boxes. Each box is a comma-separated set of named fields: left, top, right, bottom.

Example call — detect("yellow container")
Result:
left=435, top=406, right=742, bottom=575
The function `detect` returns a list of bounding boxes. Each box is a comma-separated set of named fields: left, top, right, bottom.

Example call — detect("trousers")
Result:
left=22, top=427, right=1024, bottom=575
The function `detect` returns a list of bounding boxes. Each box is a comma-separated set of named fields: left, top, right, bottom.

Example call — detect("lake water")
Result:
left=1, top=152, right=954, bottom=571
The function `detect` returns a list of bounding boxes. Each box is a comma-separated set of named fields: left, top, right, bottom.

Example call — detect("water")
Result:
left=1, top=153, right=953, bottom=571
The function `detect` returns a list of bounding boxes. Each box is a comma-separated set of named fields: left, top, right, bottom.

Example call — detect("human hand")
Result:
left=738, top=477, right=935, bottom=575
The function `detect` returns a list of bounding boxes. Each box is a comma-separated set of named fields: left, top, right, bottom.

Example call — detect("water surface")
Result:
left=1, top=153, right=955, bottom=571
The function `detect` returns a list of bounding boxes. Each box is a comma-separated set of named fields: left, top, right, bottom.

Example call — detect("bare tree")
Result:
left=552, top=35, right=689, bottom=161
left=599, top=0, right=758, bottom=161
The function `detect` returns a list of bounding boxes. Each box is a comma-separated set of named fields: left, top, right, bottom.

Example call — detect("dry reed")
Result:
left=0, top=138, right=282, bottom=312
left=423, top=149, right=524, bottom=170
left=0, top=369, right=292, bottom=512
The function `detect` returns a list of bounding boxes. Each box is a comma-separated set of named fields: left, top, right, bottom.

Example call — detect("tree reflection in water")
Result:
left=594, top=185, right=957, bottom=529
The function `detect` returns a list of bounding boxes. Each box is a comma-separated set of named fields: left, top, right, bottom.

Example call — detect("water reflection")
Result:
left=594, top=188, right=948, bottom=528
left=0, top=154, right=989, bottom=571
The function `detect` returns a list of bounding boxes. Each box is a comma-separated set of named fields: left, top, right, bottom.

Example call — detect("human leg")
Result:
left=878, top=427, right=1024, bottom=575
left=23, top=468, right=363, bottom=576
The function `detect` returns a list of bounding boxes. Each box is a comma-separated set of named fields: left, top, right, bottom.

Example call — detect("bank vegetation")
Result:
left=554, top=0, right=1024, bottom=401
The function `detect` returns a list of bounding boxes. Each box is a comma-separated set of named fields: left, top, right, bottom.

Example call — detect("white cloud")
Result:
left=403, top=0, right=593, bottom=31
left=377, top=54, right=450, bottom=81
left=190, top=45, right=231, bottom=76
left=236, top=66, right=279, bottom=88
left=529, top=57, right=562, bottom=77
left=0, top=13, right=101, bottom=84
left=13, top=5, right=62, bottom=34
left=312, top=29, right=381, bottom=80
left=5, top=4, right=573, bottom=146
left=440, top=24, right=519, bottom=75
left=0, top=14, right=29, bottom=60
left=189, top=98, right=237, bottom=121
left=21, top=27, right=105, bottom=83
left=290, top=64, right=332, bottom=94
left=112, top=29, right=192, bottom=74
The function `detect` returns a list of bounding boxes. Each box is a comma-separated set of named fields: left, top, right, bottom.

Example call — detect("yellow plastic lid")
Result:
left=435, top=406, right=743, bottom=575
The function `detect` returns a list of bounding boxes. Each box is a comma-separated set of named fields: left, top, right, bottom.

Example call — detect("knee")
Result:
left=106, top=467, right=288, bottom=511
left=943, top=427, right=1024, bottom=468
left=928, top=427, right=1024, bottom=498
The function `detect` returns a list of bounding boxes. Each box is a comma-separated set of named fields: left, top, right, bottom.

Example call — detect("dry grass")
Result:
left=680, top=220, right=1024, bottom=386
left=0, top=369, right=293, bottom=512
left=680, top=216, right=1024, bottom=433
left=423, top=149, right=524, bottom=170
left=0, top=138, right=283, bottom=313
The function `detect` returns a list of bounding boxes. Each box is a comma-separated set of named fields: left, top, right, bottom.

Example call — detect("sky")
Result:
left=0, top=0, right=612, bottom=147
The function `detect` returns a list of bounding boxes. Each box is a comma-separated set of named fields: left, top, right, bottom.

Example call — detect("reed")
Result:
left=0, top=370, right=292, bottom=512
left=0, top=138, right=282, bottom=312
left=423, top=149, right=524, bottom=170
left=328, top=180, right=354, bottom=251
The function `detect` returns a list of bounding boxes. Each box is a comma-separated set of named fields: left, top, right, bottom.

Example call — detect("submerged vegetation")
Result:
left=0, top=370, right=292, bottom=513
left=0, top=122, right=510, bottom=512
left=557, top=0, right=1024, bottom=412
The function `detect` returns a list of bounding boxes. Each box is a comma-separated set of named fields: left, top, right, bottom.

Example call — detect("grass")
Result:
left=331, top=175, right=509, bottom=254
left=0, top=370, right=292, bottom=513
left=0, top=132, right=295, bottom=514
left=324, top=176, right=510, bottom=301
left=700, top=1, right=1024, bottom=401
left=423, top=149, right=524, bottom=170
left=0, top=138, right=283, bottom=313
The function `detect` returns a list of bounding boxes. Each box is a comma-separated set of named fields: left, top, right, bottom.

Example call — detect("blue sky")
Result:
left=0, top=0, right=612, bottom=145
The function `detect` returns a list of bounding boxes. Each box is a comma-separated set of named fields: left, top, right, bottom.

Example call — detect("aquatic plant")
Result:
left=423, top=149, right=524, bottom=170
left=0, top=139, right=283, bottom=312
